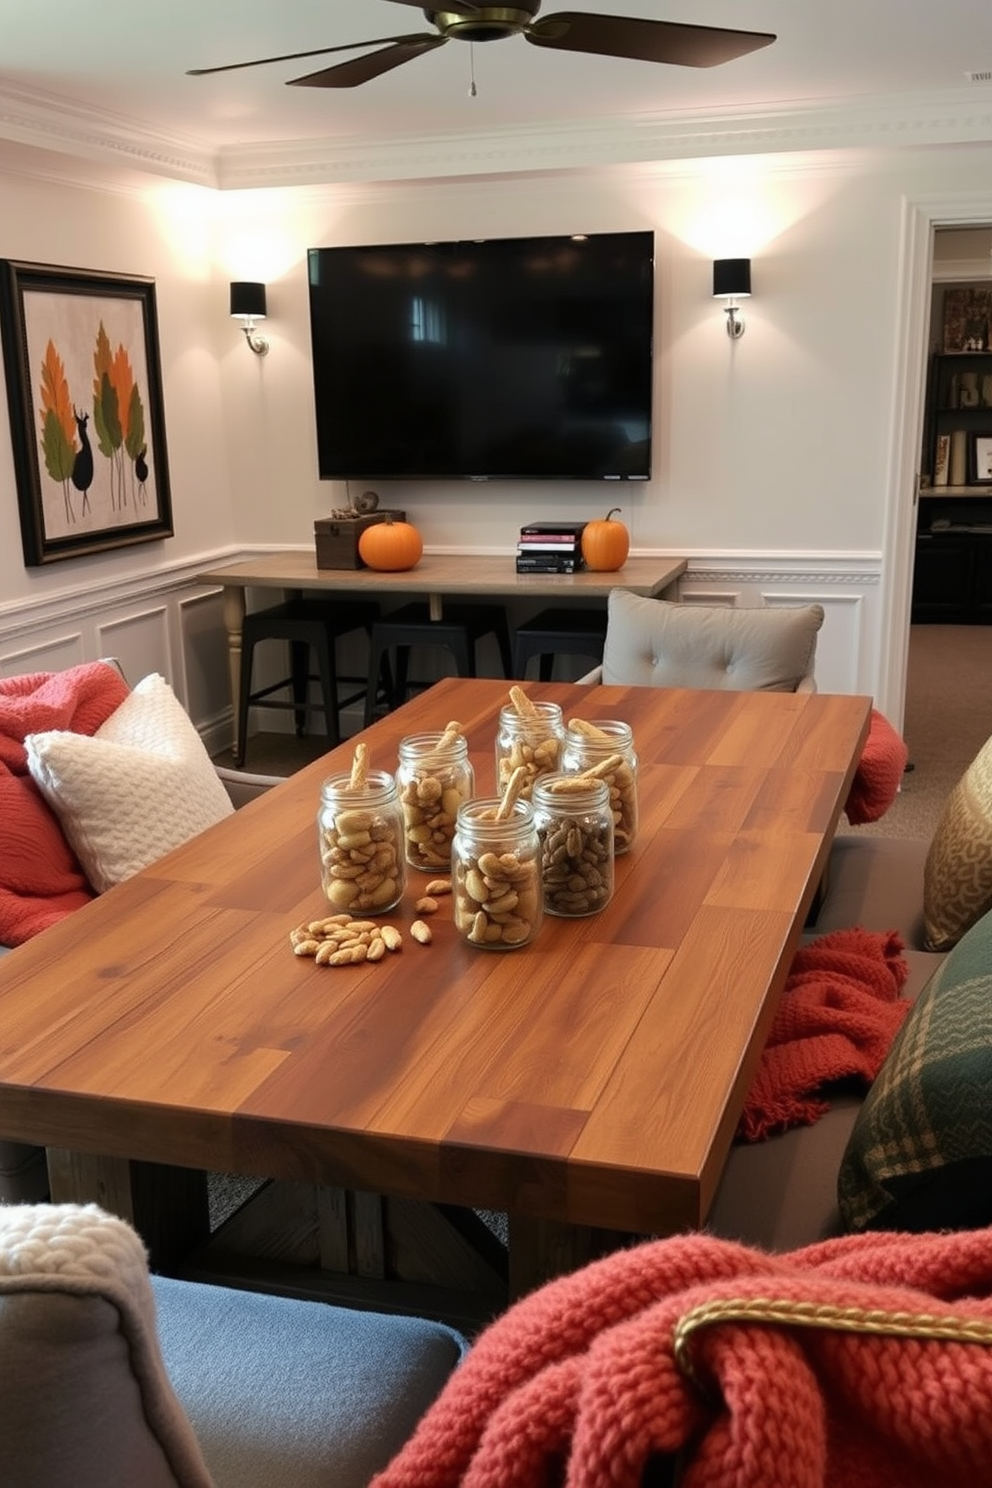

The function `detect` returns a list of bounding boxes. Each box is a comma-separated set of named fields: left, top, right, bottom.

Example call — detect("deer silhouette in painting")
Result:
left=71, top=409, right=94, bottom=515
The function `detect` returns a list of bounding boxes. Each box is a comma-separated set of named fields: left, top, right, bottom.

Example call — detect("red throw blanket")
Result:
left=371, top=1226, right=992, bottom=1488
left=738, top=927, right=910, bottom=1141
left=0, top=662, right=129, bottom=946
left=844, top=707, right=908, bottom=824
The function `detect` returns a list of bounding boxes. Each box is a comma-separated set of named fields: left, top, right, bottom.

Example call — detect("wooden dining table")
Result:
left=0, top=676, right=870, bottom=1329
left=196, top=551, right=687, bottom=761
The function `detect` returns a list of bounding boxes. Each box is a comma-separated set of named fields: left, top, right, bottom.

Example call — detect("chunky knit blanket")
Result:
left=844, top=707, right=908, bottom=825
left=738, top=927, right=911, bottom=1141
left=371, top=1225, right=992, bottom=1488
left=0, top=661, right=129, bottom=945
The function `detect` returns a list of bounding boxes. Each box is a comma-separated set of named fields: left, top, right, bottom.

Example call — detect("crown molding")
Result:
left=2, top=79, right=992, bottom=190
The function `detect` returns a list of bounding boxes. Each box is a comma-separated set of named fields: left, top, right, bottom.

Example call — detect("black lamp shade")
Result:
left=712, top=259, right=751, bottom=298
left=230, top=281, right=267, bottom=319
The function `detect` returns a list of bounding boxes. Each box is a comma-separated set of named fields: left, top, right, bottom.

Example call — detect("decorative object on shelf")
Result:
left=354, top=489, right=379, bottom=514
left=357, top=513, right=424, bottom=571
left=516, top=520, right=586, bottom=574
left=934, top=433, right=950, bottom=486
left=580, top=508, right=630, bottom=572
left=949, top=429, right=969, bottom=487
left=969, top=434, right=992, bottom=484
left=314, top=507, right=406, bottom=570
left=229, top=281, right=268, bottom=356
left=942, top=287, right=992, bottom=353
left=959, top=370, right=980, bottom=407
left=713, top=257, right=751, bottom=340
left=0, top=259, right=173, bottom=567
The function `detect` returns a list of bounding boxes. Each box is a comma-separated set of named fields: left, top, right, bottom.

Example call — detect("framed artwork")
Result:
left=969, top=433, right=992, bottom=484
left=0, top=259, right=173, bottom=565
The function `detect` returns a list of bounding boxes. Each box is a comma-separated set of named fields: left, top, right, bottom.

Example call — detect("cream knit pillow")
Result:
left=25, top=672, right=233, bottom=893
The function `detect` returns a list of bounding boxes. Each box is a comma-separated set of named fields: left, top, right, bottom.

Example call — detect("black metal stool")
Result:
left=512, top=607, right=608, bottom=681
left=237, top=599, right=379, bottom=765
left=364, top=602, right=513, bottom=726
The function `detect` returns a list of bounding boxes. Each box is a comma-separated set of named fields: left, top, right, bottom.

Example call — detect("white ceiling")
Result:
left=3, top=0, right=992, bottom=184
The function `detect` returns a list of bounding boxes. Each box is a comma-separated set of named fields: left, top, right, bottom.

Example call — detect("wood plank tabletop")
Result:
left=0, top=678, right=870, bottom=1248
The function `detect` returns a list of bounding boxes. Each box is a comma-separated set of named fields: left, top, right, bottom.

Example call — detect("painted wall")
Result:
left=2, top=138, right=991, bottom=726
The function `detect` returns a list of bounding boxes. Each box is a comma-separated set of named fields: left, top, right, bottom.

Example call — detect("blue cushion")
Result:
left=152, top=1276, right=468, bottom=1488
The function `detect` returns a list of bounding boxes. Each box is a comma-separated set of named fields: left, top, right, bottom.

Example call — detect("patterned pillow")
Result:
left=923, top=734, right=992, bottom=951
left=838, top=905, right=992, bottom=1234
left=24, top=673, right=233, bottom=893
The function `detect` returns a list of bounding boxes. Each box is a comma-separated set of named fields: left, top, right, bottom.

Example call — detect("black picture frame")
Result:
left=969, top=432, right=992, bottom=485
left=0, top=259, right=173, bottom=565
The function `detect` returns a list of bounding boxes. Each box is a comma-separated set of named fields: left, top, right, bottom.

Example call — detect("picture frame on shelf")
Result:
left=942, top=287, right=992, bottom=353
left=933, top=432, right=950, bottom=487
left=0, top=259, right=173, bottom=566
left=968, top=433, right=992, bottom=484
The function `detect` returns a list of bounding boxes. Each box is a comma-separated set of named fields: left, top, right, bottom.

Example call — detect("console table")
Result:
left=197, top=552, right=687, bottom=759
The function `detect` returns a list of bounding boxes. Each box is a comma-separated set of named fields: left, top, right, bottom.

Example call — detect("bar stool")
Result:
left=364, top=602, right=513, bottom=726
left=237, top=599, right=379, bottom=766
left=512, top=607, right=608, bottom=681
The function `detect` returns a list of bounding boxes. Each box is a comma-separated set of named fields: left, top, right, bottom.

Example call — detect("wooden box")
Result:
left=314, top=510, right=406, bottom=569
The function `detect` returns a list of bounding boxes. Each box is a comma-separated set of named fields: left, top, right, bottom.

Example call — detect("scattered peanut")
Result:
left=415, top=896, right=439, bottom=915
left=424, top=878, right=452, bottom=897
left=410, top=919, right=433, bottom=944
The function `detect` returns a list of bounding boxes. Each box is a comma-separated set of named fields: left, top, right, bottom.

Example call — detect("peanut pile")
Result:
left=291, top=880, right=449, bottom=967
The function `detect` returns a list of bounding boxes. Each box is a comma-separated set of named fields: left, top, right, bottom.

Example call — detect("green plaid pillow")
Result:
left=838, top=906, right=992, bottom=1233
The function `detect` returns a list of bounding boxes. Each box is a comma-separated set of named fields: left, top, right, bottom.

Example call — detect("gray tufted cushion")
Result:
left=601, top=591, right=824, bottom=692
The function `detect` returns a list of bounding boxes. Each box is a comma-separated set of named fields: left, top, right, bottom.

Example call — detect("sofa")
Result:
left=710, top=714, right=992, bottom=1251
left=0, top=661, right=285, bottom=1205
left=0, top=1201, right=467, bottom=1488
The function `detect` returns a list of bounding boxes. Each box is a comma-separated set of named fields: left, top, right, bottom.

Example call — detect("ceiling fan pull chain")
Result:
left=468, top=42, right=477, bottom=97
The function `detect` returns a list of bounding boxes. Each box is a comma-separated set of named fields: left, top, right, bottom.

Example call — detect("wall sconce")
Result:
left=230, top=281, right=268, bottom=356
left=713, top=258, right=751, bottom=340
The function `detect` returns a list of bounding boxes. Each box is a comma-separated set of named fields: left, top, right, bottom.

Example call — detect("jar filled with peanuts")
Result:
left=452, top=796, right=543, bottom=949
left=495, top=698, right=564, bottom=801
left=561, top=719, right=639, bottom=854
left=532, top=775, right=614, bottom=917
left=318, top=769, right=406, bottom=914
left=397, top=726, right=475, bottom=872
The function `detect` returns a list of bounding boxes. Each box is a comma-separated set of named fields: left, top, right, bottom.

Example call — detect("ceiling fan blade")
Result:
left=527, top=12, right=775, bottom=68
left=380, top=0, right=480, bottom=9
left=187, top=33, right=429, bottom=77
left=289, top=37, right=448, bottom=89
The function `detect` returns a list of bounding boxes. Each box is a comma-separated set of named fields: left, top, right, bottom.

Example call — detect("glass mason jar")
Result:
left=317, top=769, right=405, bottom=914
left=495, top=701, right=565, bottom=801
left=451, top=797, right=543, bottom=949
left=561, top=719, right=639, bottom=854
left=397, top=730, right=475, bottom=872
left=532, top=774, right=614, bottom=917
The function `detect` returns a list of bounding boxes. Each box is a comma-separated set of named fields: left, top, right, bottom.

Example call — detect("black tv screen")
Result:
left=307, top=230, right=654, bottom=482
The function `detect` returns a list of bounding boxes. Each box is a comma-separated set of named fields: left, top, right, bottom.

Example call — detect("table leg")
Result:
left=47, top=1149, right=210, bottom=1271
left=507, top=1215, right=630, bottom=1300
left=220, top=585, right=247, bottom=761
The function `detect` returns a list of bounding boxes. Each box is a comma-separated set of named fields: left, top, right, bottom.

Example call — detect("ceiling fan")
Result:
left=187, top=2, right=775, bottom=90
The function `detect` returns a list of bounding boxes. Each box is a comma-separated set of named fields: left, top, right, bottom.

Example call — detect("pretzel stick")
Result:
left=508, top=684, right=538, bottom=718
left=496, top=764, right=529, bottom=820
left=349, top=741, right=370, bottom=789
left=566, top=716, right=615, bottom=742
left=567, top=753, right=625, bottom=783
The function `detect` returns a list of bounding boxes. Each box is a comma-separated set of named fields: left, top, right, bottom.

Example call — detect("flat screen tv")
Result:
left=306, top=230, right=654, bottom=482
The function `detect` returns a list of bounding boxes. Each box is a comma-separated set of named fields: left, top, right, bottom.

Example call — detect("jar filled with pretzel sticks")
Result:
left=397, top=722, right=475, bottom=872
left=452, top=795, right=543, bottom=949
left=495, top=685, right=564, bottom=802
left=561, top=718, right=638, bottom=854
left=317, top=742, right=405, bottom=914
left=532, top=774, right=614, bottom=917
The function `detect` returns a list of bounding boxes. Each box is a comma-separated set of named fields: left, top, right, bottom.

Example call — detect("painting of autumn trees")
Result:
left=0, top=261, right=172, bottom=565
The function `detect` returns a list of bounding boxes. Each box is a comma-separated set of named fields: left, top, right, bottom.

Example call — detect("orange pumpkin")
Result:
left=581, top=508, right=629, bottom=572
left=358, top=515, right=423, bottom=572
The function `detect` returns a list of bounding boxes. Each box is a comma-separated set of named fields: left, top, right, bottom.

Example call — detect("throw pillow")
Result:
left=601, top=591, right=824, bottom=692
left=923, top=733, right=992, bottom=951
left=25, top=673, right=233, bottom=893
left=837, top=904, right=992, bottom=1234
